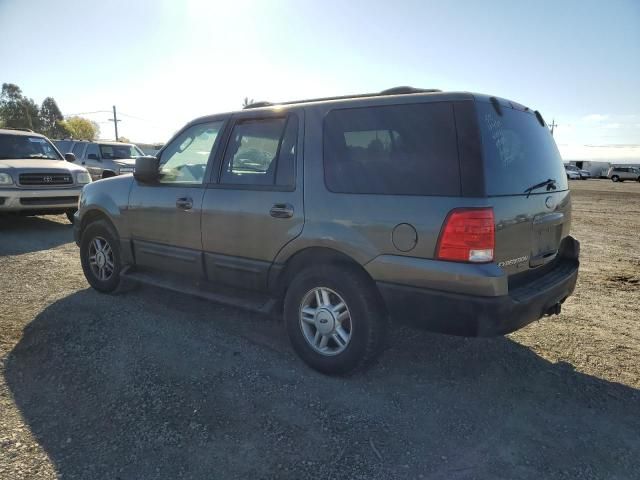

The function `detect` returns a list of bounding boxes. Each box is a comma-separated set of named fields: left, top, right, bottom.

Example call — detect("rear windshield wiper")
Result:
left=524, top=178, right=556, bottom=198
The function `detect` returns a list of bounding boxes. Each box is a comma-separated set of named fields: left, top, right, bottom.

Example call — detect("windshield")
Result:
left=99, top=144, right=144, bottom=160
left=0, top=134, right=62, bottom=160
left=477, top=102, right=568, bottom=195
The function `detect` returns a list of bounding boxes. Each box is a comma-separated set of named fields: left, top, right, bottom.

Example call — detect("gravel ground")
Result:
left=1, top=179, right=639, bottom=480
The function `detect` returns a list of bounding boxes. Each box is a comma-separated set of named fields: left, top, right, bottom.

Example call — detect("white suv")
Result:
left=0, top=128, right=91, bottom=222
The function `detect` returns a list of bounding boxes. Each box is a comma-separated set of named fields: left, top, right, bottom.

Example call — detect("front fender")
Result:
left=78, top=176, right=134, bottom=238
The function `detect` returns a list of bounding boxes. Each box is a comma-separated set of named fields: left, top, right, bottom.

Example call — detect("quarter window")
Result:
left=159, top=121, right=224, bottom=185
left=323, top=103, right=460, bottom=195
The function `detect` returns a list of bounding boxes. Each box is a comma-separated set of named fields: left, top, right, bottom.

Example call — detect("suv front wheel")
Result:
left=80, top=220, right=122, bottom=292
left=611, top=175, right=619, bottom=182
left=284, top=265, right=387, bottom=374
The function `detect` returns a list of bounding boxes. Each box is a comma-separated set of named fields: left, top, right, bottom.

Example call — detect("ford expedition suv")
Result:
left=0, top=128, right=91, bottom=223
left=74, top=88, right=580, bottom=374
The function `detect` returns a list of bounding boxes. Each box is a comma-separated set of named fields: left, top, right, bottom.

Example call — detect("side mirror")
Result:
left=134, top=156, right=160, bottom=183
left=64, top=152, right=76, bottom=163
left=87, top=153, right=99, bottom=161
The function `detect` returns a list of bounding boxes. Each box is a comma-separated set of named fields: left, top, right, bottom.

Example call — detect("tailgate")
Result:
left=492, top=191, right=572, bottom=275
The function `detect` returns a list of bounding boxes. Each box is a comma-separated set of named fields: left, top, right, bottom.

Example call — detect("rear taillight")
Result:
left=436, top=208, right=495, bottom=263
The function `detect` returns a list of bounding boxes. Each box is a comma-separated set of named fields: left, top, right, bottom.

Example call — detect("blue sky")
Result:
left=1, top=0, right=639, bottom=161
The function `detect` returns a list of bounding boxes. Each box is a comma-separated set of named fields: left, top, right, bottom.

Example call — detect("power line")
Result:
left=64, top=110, right=111, bottom=117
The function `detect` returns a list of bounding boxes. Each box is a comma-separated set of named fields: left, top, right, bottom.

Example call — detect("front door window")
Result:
left=159, top=121, right=224, bottom=185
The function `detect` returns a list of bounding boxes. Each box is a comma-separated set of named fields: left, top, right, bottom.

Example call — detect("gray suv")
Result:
left=74, top=88, right=580, bottom=374
left=607, top=166, right=640, bottom=182
left=64, top=141, right=144, bottom=180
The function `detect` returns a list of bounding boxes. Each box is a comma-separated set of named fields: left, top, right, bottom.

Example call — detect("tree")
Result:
left=0, top=83, right=41, bottom=131
left=60, top=116, right=99, bottom=140
left=39, top=97, right=68, bottom=138
left=118, top=136, right=131, bottom=143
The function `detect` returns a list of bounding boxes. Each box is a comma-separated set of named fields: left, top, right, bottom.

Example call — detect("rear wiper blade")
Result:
left=524, top=178, right=556, bottom=198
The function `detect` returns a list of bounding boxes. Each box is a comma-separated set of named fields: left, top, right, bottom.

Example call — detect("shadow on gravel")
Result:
left=0, top=215, right=72, bottom=255
left=6, top=288, right=640, bottom=479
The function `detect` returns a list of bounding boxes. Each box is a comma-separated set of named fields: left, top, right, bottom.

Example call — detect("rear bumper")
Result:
left=0, top=187, right=81, bottom=211
left=377, top=239, right=580, bottom=337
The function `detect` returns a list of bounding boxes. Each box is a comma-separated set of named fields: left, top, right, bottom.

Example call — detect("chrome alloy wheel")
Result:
left=299, top=287, right=352, bottom=356
left=88, top=236, right=115, bottom=281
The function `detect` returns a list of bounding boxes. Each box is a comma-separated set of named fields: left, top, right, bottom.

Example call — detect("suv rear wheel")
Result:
left=284, top=265, right=387, bottom=374
left=80, top=220, right=121, bottom=292
left=611, top=175, right=619, bottom=182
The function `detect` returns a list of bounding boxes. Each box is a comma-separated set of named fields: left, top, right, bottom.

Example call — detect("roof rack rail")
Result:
left=379, top=86, right=441, bottom=95
left=241, top=86, right=442, bottom=109
left=243, top=101, right=274, bottom=109
left=1, top=126, right=34, bottom=132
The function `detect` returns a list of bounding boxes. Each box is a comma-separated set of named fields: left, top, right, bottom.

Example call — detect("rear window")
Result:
left=323, top=102, right=460, bottom=196
left=477, top=102, right=568, bottom=195
left=54, top=140, right=73, bottom=153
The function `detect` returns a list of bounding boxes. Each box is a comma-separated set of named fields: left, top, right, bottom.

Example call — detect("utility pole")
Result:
left=109, top=105, right=121, bottom=141
left=549, top=119, right=558, bottom=136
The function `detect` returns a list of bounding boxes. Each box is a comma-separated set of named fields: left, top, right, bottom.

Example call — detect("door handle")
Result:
left=270, top=203, right=294, bottom=218
left=176, top=197, right=193, bottom=210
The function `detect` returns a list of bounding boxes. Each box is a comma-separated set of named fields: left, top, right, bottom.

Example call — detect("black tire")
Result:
left=80, top=219, right=121, bottom=293
left=284, top=265, right=387, bottom=375
left=611, top=175, right=619, bottom=182
left=66, top=210, right=76, bottom=224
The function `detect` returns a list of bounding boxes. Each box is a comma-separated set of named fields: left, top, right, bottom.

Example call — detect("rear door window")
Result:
left=323, top=102, right=460, bottom=196
left=220, top=115, right=297, bottom=188
left=477, top=102, right=568, bottom=195
left=86, top=144, right=99, bottom=159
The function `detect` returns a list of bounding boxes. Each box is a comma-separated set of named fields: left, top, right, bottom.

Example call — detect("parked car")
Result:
left=565, top=166, right=581, bottom=180
left=0, top=128, right=91, bottom=223
left=565, top=164, right=590, bottom=180
left=607, top=166, right=640, bottom=182
left=61, top=140, right=145, bottom=181
left=74, top=88, right=580, bottom=374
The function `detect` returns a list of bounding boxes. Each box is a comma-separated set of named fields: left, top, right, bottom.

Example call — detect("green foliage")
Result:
left=40, top=97, right=69, bottom=138
left=0, top=83, right=41, bottom=131
left=60, top=116, right=99, bottom=141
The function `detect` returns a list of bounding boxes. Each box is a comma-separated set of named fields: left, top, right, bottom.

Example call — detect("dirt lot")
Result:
left=1, top=179, right=639, bottom=480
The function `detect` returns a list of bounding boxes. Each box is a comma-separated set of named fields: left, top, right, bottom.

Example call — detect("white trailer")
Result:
left=570, top=161, right=611, bottom=178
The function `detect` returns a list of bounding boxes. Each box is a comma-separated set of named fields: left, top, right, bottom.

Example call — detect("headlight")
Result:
left=118, top=167, right=134, bottom=174
left=0, top=172, right=13, bottom=186
left=76, top=172, right=92, bottom=184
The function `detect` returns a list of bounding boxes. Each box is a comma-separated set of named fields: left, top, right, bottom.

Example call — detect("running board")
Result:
left=120, top=267, right=278, bottom=315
